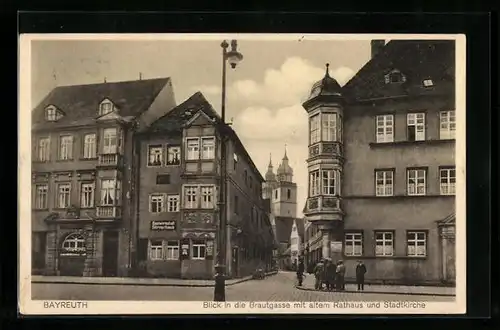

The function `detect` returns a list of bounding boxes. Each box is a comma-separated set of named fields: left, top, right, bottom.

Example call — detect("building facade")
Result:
left=31, top=78, right=176, bottom=277
left=302, top=40, right=456, bottom=285
left=135, top=92, right=274, bottom=280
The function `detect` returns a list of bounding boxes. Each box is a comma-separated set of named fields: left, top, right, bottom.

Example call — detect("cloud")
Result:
left=188, top=57, right=356, bottom=217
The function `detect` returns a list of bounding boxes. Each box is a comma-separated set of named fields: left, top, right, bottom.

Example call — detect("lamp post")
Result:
left=214, top=39, right=243, bottom=302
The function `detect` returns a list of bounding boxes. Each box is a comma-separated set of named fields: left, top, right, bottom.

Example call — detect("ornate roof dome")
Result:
left=277, top=147, right=293, bottom=176
left=303, top=63, right=343, bottom=107
left=265, top=154, right=276, bottom=181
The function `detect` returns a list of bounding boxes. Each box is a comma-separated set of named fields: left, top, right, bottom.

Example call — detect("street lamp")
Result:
left=214, top=39, right=243, bottom=302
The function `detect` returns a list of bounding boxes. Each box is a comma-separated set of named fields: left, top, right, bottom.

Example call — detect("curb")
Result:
left=31, top=272, right=279, bottom=288
left=294, top=285, right=456, bottom=297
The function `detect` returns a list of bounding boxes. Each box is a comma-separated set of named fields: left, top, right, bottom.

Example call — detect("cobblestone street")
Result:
left=32, top=272, right=454, bottom=302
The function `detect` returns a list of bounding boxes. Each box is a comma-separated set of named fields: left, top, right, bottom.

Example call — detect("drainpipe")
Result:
left=134, top=129, right=141, bottom=272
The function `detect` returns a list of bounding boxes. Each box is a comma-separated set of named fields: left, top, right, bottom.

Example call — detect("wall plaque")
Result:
left=206, top=240, right=214, bottom=260
left=151, top=220, right=176, bottom=231
left=181, top=238, right=190, bottom=259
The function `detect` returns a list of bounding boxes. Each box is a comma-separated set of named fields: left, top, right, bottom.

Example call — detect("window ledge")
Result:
left=33, top=160, right=50, bottom=164
left=369, top=139, right=455, bottom=148
left=56, top=159, right=75, bottom=162
left=33, top=208, right=49, bottom=212
left=80, top=157, right=98, bottom=161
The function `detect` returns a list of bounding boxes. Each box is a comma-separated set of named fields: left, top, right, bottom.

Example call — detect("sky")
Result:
left=30, top=36, right=372, bottom=217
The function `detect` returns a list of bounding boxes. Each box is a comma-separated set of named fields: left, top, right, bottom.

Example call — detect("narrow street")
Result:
left=32, top=271, right=454, bottom=302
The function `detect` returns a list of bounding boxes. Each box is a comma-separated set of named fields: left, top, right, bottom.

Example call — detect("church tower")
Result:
left=272, top=147, right=298, bottom=218
left=302, top=63, right=345, bottom=261
left=262, top=154, right=277, bottom=201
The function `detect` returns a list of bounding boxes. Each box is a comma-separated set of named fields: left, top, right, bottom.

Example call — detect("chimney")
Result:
left=370, top=40, right=386, bottom=59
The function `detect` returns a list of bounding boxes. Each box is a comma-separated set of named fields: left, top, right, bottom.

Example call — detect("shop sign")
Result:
left=151, top=220, right=176, bottom=231
left=331, top=241, right=343, bottom=253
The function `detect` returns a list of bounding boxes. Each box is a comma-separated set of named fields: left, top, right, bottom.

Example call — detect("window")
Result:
left=321, top=113, right=337, bottom=141
left=375, top=170, right=394, bottom=196
left=184, top=186, right=198, bottom=209
left=385, top=70, right=406, bottom=84
left=59, top=135, right=73, bottom=160
left=322, top=169, right=336, bottom=195
left=147, top=145, right=163, bottom=166
left=61, top=233, right=85, bottom=253
left=57, top=183, right=71, bottom=208
left=201, top=137, right=215, bottom=159
left=99, top=101, right=113, bottom=116
left=440, top=110, right=456, bottom=139
left=186, top=138, right=200, bottom=160
left=244, top=170, right=248, bottom=185
left=407, top=169, right=426, bottom=196
left=149, top=240, right=163, bottom=260
left=149, top=194, right=165, bottom=213
left=407, top=113, right=426, bottom=141
left=80, top=183, right=94, bottom=208
left=440, top=167, right=456, bottom=195
left=102, top=128, right=118, bottom=154
left=375, top=232, right=394, bottom=256
left=83, top=134, right=96, bottom=159
left=309, top=114, right=320, bottom=144
left=309, top=170, right=320, bottom=196
left=35, top=184, right=48, bottom=209
left=287, top=189, right=291, bottom=200
left=249, top=177, right=253, bottom=189
left=167, top=195, right=180, bottom=212
left=167, top=146, right=181, bottom=165
left=156, top=174, right=170, bottom=185
left=345, top=233, right=363, bottom=256
left=46, top=106, right=57, bottom=121
left=274, top=189, right=278, bottom=200
left=166, top=241, right=179, bottom=260
left=38, top=137, right=50, bottom=162
left=192, top=240, right=206, bottom=260
left=407, top=232, right=426, bottom=257
left=423, top=79, right=434, bottom=87
left=100, top=179, right=116, bottom=206
left=200, top=186, right=215, bottom=208
left=376, top=115, right=394, bottom=143
left=233, top=153, right=238, bottom=170
left=234, top=195, right=239, bottom=214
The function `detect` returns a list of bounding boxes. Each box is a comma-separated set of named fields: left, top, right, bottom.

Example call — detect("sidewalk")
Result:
left=31, top=271, right=278, bottom=287
left=296, top=274, right=456, bottom=296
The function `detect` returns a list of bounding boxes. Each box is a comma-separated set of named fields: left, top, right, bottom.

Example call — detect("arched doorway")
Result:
left=59, top=232, right=86, bottom=276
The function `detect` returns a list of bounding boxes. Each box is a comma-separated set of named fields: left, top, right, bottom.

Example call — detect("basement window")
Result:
left=423, top=79, right=434, bottom=87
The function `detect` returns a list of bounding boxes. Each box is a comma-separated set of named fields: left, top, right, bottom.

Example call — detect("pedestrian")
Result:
left=356, top=260, right=367, bottom=291
left=326, top=258, right=336, bottom=291
left=296, top=257, right=305, bottom=286
left=313, top=259, right=325, bottom=290
left=336, top=260, right=346, bottom=291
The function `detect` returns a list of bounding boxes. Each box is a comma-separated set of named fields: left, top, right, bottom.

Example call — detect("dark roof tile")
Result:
left=32, top=78, right=171, bottom=129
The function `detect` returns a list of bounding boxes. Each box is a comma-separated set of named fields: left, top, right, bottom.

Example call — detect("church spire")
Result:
left=265, top=153, right=276, bottom=182
left=268, top=153, right=273, bottom=168
left=283, top=144, right=288, bottom=160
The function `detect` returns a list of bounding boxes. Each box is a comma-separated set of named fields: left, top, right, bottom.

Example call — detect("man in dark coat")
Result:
left=356, top=260, right=367, bottom=291
left=296, top=258, right=305, bottom=286
left=335, top=260, right=346, bottom=291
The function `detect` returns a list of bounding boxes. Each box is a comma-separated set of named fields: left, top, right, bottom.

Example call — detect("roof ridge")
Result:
left=52, top=77, right=170, bottom=89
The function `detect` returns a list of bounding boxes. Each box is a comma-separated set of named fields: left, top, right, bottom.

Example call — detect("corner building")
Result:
left=136, top=92, right=274, bottom=279
left=303, top=40, right=456, bottom=285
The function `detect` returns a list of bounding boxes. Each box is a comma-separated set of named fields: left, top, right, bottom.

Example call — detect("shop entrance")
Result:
left=59, top=233, right=86, bottom=276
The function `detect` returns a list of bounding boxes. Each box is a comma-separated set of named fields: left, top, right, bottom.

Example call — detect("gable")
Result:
left=185, top=110, right=217, bottom=128
left=96, top=111, right=124, bottom=121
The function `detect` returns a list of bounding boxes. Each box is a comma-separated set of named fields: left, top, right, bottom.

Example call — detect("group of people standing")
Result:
left=296, top=258, right=367, bottom=291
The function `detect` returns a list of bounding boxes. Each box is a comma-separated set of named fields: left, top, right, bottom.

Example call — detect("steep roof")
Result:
left=342, top=40, right=455, bottom=102
left=32, top=78, right=171, bottom=130
left=437, top=213, right=455, bottom=226
left=147, top=91, right=265, bottom=182
left=303, top=63, right=343, bottom=109
left=294, top=218, right=305, bottom=239
left=274, top=216, right=295, bottom=244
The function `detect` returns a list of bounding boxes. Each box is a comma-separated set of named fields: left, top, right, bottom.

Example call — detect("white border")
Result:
left=18, top=33, right=466, bottom=315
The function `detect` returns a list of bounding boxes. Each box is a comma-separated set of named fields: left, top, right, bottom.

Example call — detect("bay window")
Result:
left=201, top=137, right=215, bottom=159
left=100, top=179, right=121, bottom=206
left=321, top=113, right=337, bottom=141
left=102, top=128, right=118, bottom=154
left=309, top=114, right=320, bottom=144
left=309, top=170, right=320, bottom=196
left=186, top=138, right=200, bottom=160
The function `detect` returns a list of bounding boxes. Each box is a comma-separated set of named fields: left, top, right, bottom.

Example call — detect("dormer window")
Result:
left=99, top=99, right=114, bottom=116
left=45, top=105, right=63, bottom=121
left=384, top=70, right=406, bottom=84
left=423, top=79, right=434, bottom=87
